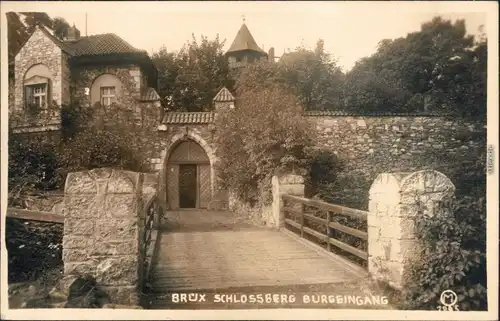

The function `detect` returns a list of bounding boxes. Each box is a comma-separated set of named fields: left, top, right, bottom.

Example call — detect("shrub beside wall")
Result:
left=402, top=197, right=487, bottom=311
left=6, top=218, right=63, bottom=283
left=8, top=103, right=155, bottom=207
left=7, top=132, right=61, bottom=206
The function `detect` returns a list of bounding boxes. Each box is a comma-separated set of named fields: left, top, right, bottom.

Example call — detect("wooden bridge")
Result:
left=7, top=193, right=388, bottom=310
left=145, top=195, right=385, bottom=309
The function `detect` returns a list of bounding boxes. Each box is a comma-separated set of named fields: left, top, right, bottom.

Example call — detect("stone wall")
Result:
left=312, top=116, right=485, bottom=209
left=14, top=28, right=63, bottom=112
left=71, top=65, right=142, bottom=109
left=367, top=170, right=455, bottom=289
left=8, top=77, right=15, bottom=113
left=62, top=168, right=146, bottom=305
left=128, top=115, right=484, bottom=211
left=61, top=52, right=71, bottom=105
left=150, top=123, right=225, bottom=208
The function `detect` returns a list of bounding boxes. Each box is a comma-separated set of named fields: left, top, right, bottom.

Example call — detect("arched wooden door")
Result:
left=167, top=140, right=211, bottom=209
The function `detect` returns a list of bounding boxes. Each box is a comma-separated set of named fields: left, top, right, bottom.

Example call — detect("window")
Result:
left=100, top=86, right=116, bottom=106
left=25, top=84, right=48, bottom=108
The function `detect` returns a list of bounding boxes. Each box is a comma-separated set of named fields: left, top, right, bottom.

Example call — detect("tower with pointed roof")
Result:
left=226, top=20, right=268, bottom=69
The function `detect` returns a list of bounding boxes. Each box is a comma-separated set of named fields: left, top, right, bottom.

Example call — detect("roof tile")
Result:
left=213, top=87, right=235, bottom=102
left=68, top=33, right=145, bottom=56
left=141, top=88, right=161, bottom=102
left=36, top=26, right=145, bottom=57
left=162, top=112, right=215, bottom=124
left=304, top=110, right=451, bottom=117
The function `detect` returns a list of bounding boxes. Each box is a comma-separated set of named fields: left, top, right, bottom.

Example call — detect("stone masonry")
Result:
left=63, top=168, right=150, bottom=305
left=367, top=170, right=455, bottom=290
left=144, top=115, right=483, bottom=211
left=71, top=65, right=143, bottom=109
left=313, top=116, right=484, bottom=208
left=14, top=28, right=65, bottom=112
left=13, top=28, right=65, bottom=128
left=269, top=174, right=305, bottom=229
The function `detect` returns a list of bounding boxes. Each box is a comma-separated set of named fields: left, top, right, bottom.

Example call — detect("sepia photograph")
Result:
left=0, top=1, right=498, bottom=320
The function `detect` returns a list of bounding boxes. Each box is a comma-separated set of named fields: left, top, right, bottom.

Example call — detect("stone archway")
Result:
left=161, top=131, right=216, bottom=210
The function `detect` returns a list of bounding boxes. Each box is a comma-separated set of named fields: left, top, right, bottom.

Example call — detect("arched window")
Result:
left=90, top=74, right=123, bottom=106
left=24, top=64, right=52, bottom=109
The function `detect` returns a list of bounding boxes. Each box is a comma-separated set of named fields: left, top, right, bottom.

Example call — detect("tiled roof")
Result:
left=37, top=26, right=145, bottom=57
left=213, top=87, right=235, bottom=102
left=227, top=23, right=266, bottom=54
left=304, top=110, right=451, bottom=117
left=160, top=110, right=449, bottom=125
left=162, top=112, right=215, bottom=124
left=141, top=88, right=161, bottom=102
left=69, top=33, right=146, bottom=56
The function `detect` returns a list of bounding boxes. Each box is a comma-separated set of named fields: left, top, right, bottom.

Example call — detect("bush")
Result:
left=6, top=218, right=63, bottom=283
left=8, top=102, right=155, bottom=204
left=7, top=132, right=60, bottom=206
left=60, top=102, right=93, bottom=140
left=401, top=196, right=487, bottom=311
left=214, top=80, right=315, bottom=205
left=305, top=149, right=344, bottom=200
left=57, top=126, right=148, bottom=179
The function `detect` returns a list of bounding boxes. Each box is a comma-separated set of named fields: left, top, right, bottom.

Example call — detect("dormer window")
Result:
left=100, top=86, right=116, bottom=106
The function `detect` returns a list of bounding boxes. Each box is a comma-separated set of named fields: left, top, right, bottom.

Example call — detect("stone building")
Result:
left=226, top=22, right=275, bottom=68
left=10, top=24, right=161, bottom=132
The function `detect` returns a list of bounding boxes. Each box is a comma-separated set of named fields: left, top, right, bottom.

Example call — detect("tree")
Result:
left=279, top=39, right=345, bottom=110
left=52, top=17, right=71, bottom=40
left=7, top=12, right=71, bottom=66
left=151, top=46, right=178, bottom=108
left=214, top=75, right=315, bottom=204
left=233, top=59, right=285, bottom=93
left=343, top=16, right=487, bottom=117
left=6, top=12, right=30, bottom=62
left=343, top=52, right=411, bottom=113
left=152, top=34, right=233, bottom=112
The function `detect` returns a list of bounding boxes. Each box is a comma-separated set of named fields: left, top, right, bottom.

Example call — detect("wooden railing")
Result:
left=281, top=194, right=369, bottom=266
left=139, top=195, right=162, bottom=292
left=6, top=207, right=64, bottom=224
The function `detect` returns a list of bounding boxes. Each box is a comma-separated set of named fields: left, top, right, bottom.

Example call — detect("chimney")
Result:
left=268, top=47, right=275, bottom=62
left=66, top=24, right=81, bottom=41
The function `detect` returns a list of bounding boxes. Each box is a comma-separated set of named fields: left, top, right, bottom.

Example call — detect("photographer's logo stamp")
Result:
left=438, top=290, right=459, bottom=311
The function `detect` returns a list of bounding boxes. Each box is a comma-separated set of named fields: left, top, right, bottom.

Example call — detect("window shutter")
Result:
left=46, top=80, right=52, bottom=108
left=100, top=87, right=104, bottom=105
left=25, top=86, right=33, bottom=109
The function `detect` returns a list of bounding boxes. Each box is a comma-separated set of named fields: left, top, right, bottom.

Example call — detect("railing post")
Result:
left=281, top=196, right=285, bottom=225
left=153, top=202, right=161, bottom=230
left=326, top=210, right=331, bottom=251
left=300, top=203, right=304, bottom=238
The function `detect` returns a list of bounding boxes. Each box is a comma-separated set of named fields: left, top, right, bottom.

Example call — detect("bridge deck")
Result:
left=148, top=210, right=371, bottom=308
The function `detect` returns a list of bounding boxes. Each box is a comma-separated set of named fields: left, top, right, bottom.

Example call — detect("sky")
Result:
left=3, top=1, right=492, bottom=71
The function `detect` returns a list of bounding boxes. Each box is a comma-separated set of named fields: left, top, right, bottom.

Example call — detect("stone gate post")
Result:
left=271, top=174, right=305, bottom=229
left=63, top=168, right=147, bottom=305
left=367, top=170, right=455, bottom=290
